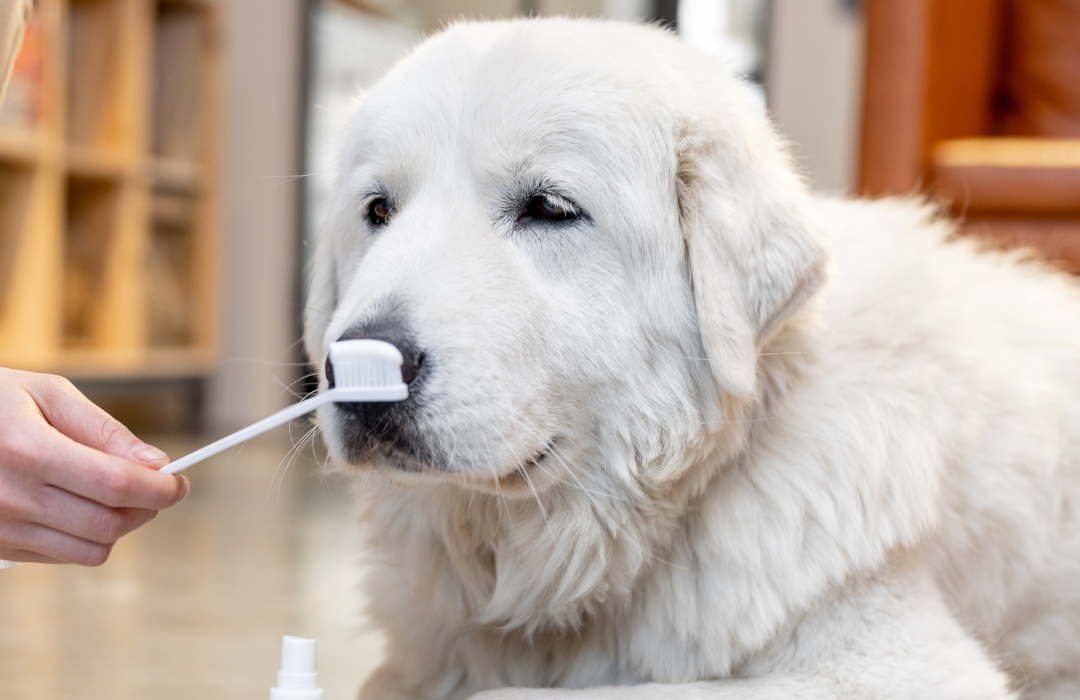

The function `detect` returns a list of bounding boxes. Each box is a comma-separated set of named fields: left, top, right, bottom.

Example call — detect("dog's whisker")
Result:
left=277, top=371, right=319, bottom=395
left=299, top=422, right=333, bottom=482
left=304, top=304, right=336, bottom=320
left=213, top=358, right=318, bottom=368
left=264, top=172, right=315, bottom=183
left=552, top=455, right=614, bottom=506
left=268, top=433, right=307, bottom=497
left=270, top=368, right=320, bottom=401
left=264, top=424, right=320, bottom=504
left=493, top=425, right=550, bottom=525
left=478, top=432, right=515, bottom=531
left=501, top=412, right=616, bottom=518
left=445, top=425, right=461, bottom=473
left=286, top=427, right=322, bottom=486
left=652, top=345, right=714, bottom=363
left=516, top=458, right=550, bottom=525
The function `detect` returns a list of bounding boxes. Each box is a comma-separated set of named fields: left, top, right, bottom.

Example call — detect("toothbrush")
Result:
left=160, top=339, right=408, bottom=474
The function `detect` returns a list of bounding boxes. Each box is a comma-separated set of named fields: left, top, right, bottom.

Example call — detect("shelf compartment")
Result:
left=152, top=1, right=210, bottom=161
left=62, top=174, right=121, bottom=348
left=146, top=189, right=198, bottom=347
left=0, top=161, right=34, bottom=311
left=65, top=0, right=126, bottom=151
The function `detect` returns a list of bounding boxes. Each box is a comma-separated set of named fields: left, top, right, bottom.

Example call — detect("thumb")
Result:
left=25, top=374, right=170, bottom=466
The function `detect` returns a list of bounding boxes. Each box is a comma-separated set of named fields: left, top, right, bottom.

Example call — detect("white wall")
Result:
left=207, top=0, right=306, bottom=429
left=767, top=0, right=864, bottom=194
left=303, top=6, right=418, bottom=280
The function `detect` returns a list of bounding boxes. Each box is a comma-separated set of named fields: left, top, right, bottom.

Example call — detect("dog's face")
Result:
left=306, top=20, right=825, bottom=501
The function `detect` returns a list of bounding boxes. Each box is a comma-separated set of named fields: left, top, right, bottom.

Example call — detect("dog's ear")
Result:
left=303, top=230, right=339, bottom=366
left=676, top=120, right=827, bottom=399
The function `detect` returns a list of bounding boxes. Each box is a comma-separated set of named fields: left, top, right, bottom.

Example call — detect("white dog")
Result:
left=304, top=19, right=1080, bottom=700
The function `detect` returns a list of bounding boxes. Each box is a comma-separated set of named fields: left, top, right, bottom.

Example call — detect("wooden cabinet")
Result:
left=0, top=0, right=220, bottom=378
left=859, top=0, right=1080, bottom=272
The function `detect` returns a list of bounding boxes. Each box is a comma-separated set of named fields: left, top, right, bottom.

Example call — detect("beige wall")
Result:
left=207, top=0, right=306, bottom=429
left=767, top=0, right=864, bottom=194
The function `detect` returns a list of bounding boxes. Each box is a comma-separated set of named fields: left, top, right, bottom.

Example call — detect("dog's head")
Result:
left=305, top=19, right=825, bottom=627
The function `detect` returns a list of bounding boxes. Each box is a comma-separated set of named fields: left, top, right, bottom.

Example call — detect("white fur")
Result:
left=304, top=19, right=1080, bottom=700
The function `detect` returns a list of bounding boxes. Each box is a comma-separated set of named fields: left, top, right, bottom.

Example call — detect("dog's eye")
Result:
left=520, top=194, right=577, bottom=224
left=366, top=198, right=392, bottom=227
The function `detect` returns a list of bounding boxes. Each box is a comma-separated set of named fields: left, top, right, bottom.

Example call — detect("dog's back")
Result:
left=822, top=197, right=1080, bottom=695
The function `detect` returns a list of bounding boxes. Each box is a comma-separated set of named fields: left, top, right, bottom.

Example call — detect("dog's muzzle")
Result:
left=327, top=318, right=430, bottom=467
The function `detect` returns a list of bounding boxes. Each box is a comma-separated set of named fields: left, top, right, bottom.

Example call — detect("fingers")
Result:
left=0, top=548, right=66, bottom=565
left=32, top=485, right=158, bottom=544
left=31, top=432, right=190, bottom=510
left=23, top=373, right=171, bottom=466
left=0, top=369, right=188, bottom=567
left=0, top=523, right=115, bottom=566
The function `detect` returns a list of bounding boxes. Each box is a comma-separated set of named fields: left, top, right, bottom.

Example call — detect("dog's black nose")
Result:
left=325, top=320, right=425, bottom=389
left=326, top=318, right=428, bottom=465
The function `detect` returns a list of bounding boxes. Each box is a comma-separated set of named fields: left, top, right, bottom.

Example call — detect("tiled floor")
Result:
left=0, top=433, right=384, bottom=700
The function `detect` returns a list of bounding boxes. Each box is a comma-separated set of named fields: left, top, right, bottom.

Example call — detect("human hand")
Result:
left=0, top=368, right=189, bottom=565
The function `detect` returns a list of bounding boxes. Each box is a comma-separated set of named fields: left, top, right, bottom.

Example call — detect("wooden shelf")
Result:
left=0, top=0, right=221, bottom=379
left=53, top=346, right=217, bottom=379
left=0, top=344, right=215, bottom=379
left=66, top=144, right=130, bottom=179
left=0, top=123, right=41, bottom=162
left=0, top=161, right=34, bottom=312
left=152, top=156, right=201, bottom=193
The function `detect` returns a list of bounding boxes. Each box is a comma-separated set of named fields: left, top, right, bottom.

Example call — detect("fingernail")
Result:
left=177, top=476, right=190, bottom=501
left=133, top=444, right=169, bottom=464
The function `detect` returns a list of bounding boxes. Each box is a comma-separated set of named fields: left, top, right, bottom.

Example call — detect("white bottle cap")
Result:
left=270, top=636, right=324, bottom=700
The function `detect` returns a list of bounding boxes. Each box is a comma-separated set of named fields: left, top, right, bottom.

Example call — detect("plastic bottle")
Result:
left=270, top=636, right=324, bottom=700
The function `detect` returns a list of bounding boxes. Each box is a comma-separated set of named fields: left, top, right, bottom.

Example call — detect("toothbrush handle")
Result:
left=161, top=393, right=334, bottom=474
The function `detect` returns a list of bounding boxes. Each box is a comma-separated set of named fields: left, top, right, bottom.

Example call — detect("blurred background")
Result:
left=0, top=0, right=1076, bottom=697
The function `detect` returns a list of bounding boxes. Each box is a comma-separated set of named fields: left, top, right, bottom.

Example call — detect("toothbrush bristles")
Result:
left=327, top=339, right=406, bottom=393
left=339, top=360, right=399, bottom=387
